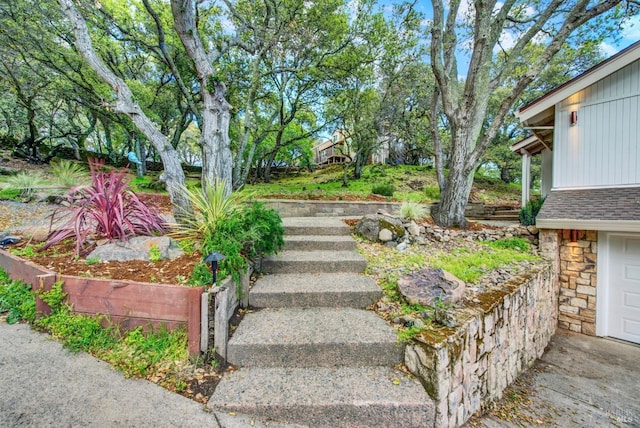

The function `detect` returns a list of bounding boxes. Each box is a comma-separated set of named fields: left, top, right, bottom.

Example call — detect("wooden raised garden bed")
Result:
left=0, top=249, right=203, bottom=355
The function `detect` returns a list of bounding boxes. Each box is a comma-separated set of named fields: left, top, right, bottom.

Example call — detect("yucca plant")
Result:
left=398, top=201, right=428, bottom=220
left=49, top=159, right=90, bottom=188
left=171, top=179, right=248, bottom=245
left=40, top=159, right=167, bottom=255
left=6, top=171, right=46, bottom=198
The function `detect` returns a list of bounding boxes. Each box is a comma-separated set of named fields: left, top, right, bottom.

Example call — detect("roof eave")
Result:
left=517, top=41, right=640, bottom=124
left=537, top=219, right=640, bottom=233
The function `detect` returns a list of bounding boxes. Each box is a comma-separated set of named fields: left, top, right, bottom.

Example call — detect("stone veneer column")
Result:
left=556, top=230, right=597, bottom=335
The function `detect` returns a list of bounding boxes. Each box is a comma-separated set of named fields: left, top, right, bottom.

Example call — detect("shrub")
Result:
left=0, top=273, right=36, bottom=324
left=423, top=184, right=440, bottom=200
left=40, top=159, right=167, bottom=255
left=6, top=171, right=45, bottom=198
left=398, top=201, right=427, bottom=220
left=519, top=197, right=545, bottom=226
left=371, top=183, right=395, bottom=197
left=204, top=202, right=285, bottom=283
left=49, top=159, right=90, bottom=188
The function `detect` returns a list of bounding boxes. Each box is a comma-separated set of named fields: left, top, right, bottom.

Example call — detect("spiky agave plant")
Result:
left=40, top=159, right=167, bottom=255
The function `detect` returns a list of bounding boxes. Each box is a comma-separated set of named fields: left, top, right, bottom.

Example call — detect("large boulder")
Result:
left=397, top=268, right=466, bottom=306
left=87, top=236, right=184, bottom=262
left=355, top=214, right=406, bottom=242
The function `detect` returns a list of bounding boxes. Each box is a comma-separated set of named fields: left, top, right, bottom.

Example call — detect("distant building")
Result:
left=312, top=130, right=388, bottom=166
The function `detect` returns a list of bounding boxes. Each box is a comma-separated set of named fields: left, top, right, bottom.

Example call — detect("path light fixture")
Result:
left=203, top=251, right=225, bottom=286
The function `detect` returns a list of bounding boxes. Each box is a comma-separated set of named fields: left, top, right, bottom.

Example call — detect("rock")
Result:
left=396, top=241, right=408, bottom=251
left=355, top=214, right=406, bottom=242
left=379, top=228, right=393, bottom=242
left=87, top=236, right=184, bottom=262
left=407, top=221, right=420, bottom=236
left=397, top=268, right=466, bottom=306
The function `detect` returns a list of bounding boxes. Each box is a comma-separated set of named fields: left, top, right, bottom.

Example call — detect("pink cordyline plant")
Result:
left=40, top=159, right=168, bottom=255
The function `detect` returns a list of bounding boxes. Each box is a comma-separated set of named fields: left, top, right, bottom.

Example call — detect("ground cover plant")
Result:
left=246, top=164, right=521, bottom=205
left=0, top=272, right=219, bottom=400
left=360, top=235, right=541, bottom=340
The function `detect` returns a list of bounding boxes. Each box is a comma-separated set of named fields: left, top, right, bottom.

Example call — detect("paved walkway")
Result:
left=0, top=322, right=298, bottom=428
left=471, top=329, right=640, bottom=428
left=2, top=320, right=638, bottom=427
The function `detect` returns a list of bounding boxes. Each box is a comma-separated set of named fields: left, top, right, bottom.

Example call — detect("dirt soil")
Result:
left=4, top=193, right=201, bottom=285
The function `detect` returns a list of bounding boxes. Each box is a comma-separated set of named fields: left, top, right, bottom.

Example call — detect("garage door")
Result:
left=608, top=234, right=640, bottom=344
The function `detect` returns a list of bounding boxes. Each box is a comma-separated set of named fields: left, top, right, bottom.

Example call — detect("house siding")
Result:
left=554, top=58, right=640, bottom=189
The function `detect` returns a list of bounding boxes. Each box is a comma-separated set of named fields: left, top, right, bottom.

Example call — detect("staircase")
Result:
left=207, top=217, right=434, bottom=427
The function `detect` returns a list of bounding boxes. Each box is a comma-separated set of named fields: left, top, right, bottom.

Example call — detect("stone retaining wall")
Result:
left=259, top=199, right=412, bottom=217
left=404, top=263, right=557, bottom=427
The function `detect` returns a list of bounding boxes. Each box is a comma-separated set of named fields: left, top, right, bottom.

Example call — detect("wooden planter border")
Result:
left=0, top=250, right=203, bottom=355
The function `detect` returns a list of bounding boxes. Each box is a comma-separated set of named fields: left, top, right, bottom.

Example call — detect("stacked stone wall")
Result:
left=404, top=263, right=557, bottom=427
left=556, top=230, right=597, bottom=335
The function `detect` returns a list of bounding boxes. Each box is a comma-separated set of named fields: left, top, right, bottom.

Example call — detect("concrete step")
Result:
left=226, top=307, right=403, bottom=368
left=284, top=235, right=357, bottom=251
left=262, top=251, right=367, bottom=274
left=249, top=273, right=381, bottom=308
left=208, top=366, right=434, bottom=428
left=283, top=217, right=351, bottom=236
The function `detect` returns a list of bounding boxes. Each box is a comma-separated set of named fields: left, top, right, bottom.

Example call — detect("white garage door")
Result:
left=607, top=234, right=640, bottom=344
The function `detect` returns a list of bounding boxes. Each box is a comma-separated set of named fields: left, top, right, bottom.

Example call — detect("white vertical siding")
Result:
left=554, top=59, right=640, bottom=188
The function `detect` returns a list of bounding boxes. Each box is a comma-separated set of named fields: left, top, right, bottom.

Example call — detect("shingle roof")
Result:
left=538, top=187, right=640, bottom=221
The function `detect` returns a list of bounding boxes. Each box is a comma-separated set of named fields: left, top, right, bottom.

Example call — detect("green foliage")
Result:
left=519, top=197, right=545, bottom=226
left=486, top=237, right=530, bottom=252
left=0, top=188, right=22, bottom=200
left=176, top=180, right=284, bottom=283
left=177, top=238, right=197, bottom=255
left=203, top=202, right=285, bottom=283
left=31, top=280, right=188, bottom=380
left=188, top=262, right=212, bottom=287
left=0, top=273, right=36, bottom=324
left=426, top=243, right=539, bottom=283
left=10, top=244, right=39, bottom=257
left=398, top=201, right=427, bottom=220
left=49, top=159, right=89, bottom=188
left=172, top=179, right=246, bottom=246
left=101, top=326, right=188, bottom=378
left=85, top=256, right=100, bottom=265
left=148, top=245, right=162, bottom=263
left=423, top=185, right=440, bottom=200
left=36, top=308, right=115, bottom=352
left=37, top=281, right=66, bottom=310
left=6, top=171, right=45, bottom=198
left=397, top=325, right=423, bottom=342
left=371, top=182, right=395, bottom=197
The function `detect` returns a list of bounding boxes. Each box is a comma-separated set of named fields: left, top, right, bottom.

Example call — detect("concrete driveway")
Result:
left=470, top=329, right=640, bottom=427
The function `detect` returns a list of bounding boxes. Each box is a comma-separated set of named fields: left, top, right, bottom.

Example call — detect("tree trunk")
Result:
left=200, top=81, right=233, bottom=194
left=432, top=125, right=475, bottom=228
left=431, top=166, right=473, bottom=228
left=58, top=0, right=192, bottom=221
